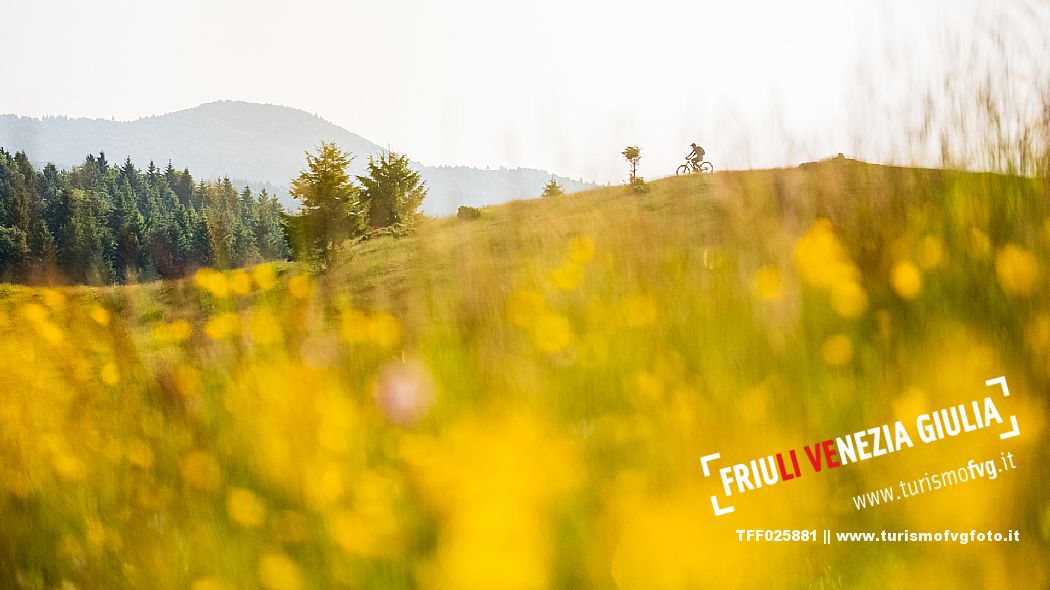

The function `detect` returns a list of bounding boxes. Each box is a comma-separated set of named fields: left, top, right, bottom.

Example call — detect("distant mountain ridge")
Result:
left=0, top=101, right=593, bottom=215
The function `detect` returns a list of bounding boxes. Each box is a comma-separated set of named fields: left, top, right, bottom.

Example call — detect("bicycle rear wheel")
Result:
left=700, top=161, right=714, bottom=173
left=676, top=164, right=690, bottom=176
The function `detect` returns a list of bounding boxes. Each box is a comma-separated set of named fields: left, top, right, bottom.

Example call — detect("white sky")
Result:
left=2, top=0, right=1044, bottom=183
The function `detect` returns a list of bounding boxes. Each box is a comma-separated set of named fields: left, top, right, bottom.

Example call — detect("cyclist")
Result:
left=686, top=143, right=705, bottom=170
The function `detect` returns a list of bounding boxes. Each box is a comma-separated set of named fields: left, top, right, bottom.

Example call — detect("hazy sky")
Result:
left=2, top=0, right=1044, bottom=183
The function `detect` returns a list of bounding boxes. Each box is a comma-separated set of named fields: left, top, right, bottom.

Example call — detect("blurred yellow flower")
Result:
left=205, top=313, right=240, bottom=340
left=85, top=518, right=110, bottom=552
left=612, top=491, right=729, bottom=590
left=53, top=452, right=87, bottom=481
left=892, top=387, right=928, bottom=423
left=20, top=302, right=48, bottom=323
left=180, top=451, right=221, bottom=491
left=549, top=262, right=583, bottom=291
left=830, top=280, right=868, bottom=318
left=88, top=305, right=111, bottom=326
left=229, top=269, right=253, bottom=296
left=822, top=334, right=854, bottom=366
left=153, top=319, right=192, bottom=343
left=891, top=261, right=922, bottom=299
left=752, top=265, right=783, bottom=301
left=403, top=414, right=580, bottom=590
left=339, top=308, right=370, bottom=343
left=37, top=321, right=64, bottom=346
left=173, top=365, right=201, bottom=398
left=316, top=393, right=357, bottom=454
left=226, top=487, right=267, bottom=528
left=622, top=294, right=657, bottom=327
left=100, top=362, right=120, bottom=385
left=794, top=219, right=858, bottom=288
left=249, top=312, right=282, bottom=345
left=323, top=306, right=394, bottom=348
left=369, top=313, right=402, bottom=349
left=126, top=438, right=154, bottom=469
left=306, top=463, right=347, bottom=508
left=996, top=244, right=1039, bottom=295
left=258, top=553, right=302, bottom=590
left=531, top=312, right=574, bottom=353
left=253, top=262, right=278, bottom=290
left=506, top=290, right=547, bottom=328
left=288, top=274, right=311, bottom=299
left=917, top=236, right=945, bottom=269
left=194, top=268, right=229, bottom=298
left=1026, top=315, right=1050, bottom=353
left=328, top=475, right=404, bottom=558
left=633, top=371, right=663, bottom=402
left=568, top=235, right=596, bottom=264
left=42, top=289, right=66, bottom=311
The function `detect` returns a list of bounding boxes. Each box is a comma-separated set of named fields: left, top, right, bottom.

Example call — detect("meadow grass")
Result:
left=0, top=159, right=1047, bottom=589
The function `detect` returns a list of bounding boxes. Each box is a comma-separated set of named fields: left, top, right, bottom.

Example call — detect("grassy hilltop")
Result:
left=1, top=160, right=1048, bottom=589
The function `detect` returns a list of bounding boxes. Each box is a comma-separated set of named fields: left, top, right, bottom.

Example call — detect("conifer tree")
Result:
left=357, top=151, right=427, bottom=230
left=289, top=142, right=363, bottom=267
left=541, top=177, right=564, bottom=198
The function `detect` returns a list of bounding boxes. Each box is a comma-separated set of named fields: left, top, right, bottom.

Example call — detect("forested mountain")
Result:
left=0, top=148, right=287, bottom=284
left=0, top=101, right=593, bottom=215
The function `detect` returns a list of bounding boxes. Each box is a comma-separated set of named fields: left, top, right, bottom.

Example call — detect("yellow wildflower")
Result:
left=995, top=244, right=1039, bottom=295
left=369, top=313, right=402, bottom=349
left=568, top=235, right=596, bottom=264
left=205, top=313, right=239, bottom=340
left=180, top=451, right=221, bottom=491
left=822, top=334, right=854, bottom=366
left=258, top=553, right=302, bottom=590
left=549, top=262, right=583, bottom=291
left=253, top=262, right=278, bottom=290
left=126, top=439, right=154, bottom=469
left=917, top=236, right=944, bottom=269
left=88, top=305, right=111, bottom=326
left=830, top=280, right=868, bottom=318
left=752, top=265, right=783, bottom=301
left=506, top=290, right=547, bottom=328
left=288, top=274, right=311, bottom=299
left=794, top=219, right=858, bottom=288
left=20, top=302, right=48, bottom=323
left=194, top=268, right=229, bottom=298
left=328, top=475, right=404, bottom=558
left=891, top=261, right=922, bottom=299
left=226, top=487, right=267, bottom=528
left=249, top=312, right=282, bottom=345
left=153, top=319, right=192, bottom=343
left=531, top=312, right=574, bottom=353
left=100, top=362, right=120, bottom=385
left=42, top=289, right=66, bottom=310
left=229, top=269, right=253, bottom=296
left=339, top=308, right=370, bottom=343
left=172, top=365, right=201, bottom=398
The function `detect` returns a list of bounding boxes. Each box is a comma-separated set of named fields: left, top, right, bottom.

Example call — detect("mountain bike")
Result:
left=676, top=160, right=714, bottom=175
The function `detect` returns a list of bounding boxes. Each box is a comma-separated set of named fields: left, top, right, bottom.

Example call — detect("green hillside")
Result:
left=0, top=160, right=1047, bottom=589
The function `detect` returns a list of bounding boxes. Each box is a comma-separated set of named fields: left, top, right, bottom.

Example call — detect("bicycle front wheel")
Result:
left=700, top=161, right=714, bottom=173
left=676, top=164, right=690, bottom=176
